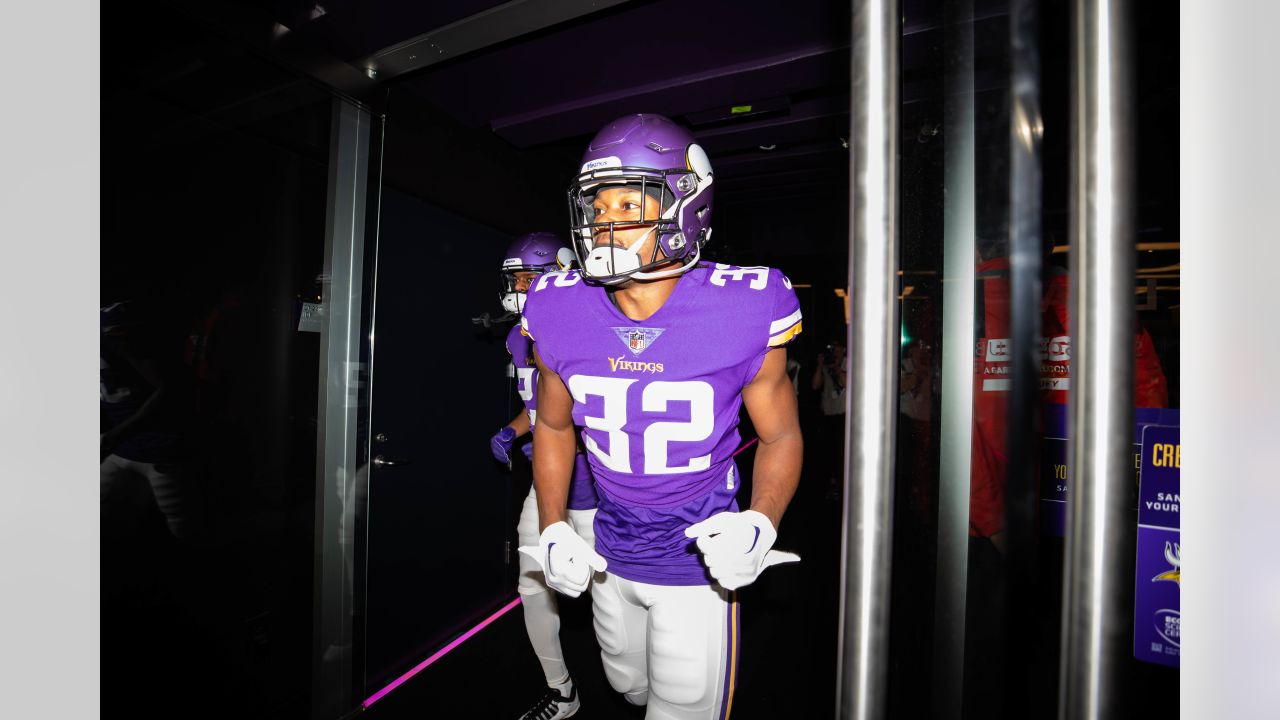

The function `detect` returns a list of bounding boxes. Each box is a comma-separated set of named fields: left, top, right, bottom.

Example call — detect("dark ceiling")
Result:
left=104, top=0, right=1019, bottom=214
left=107, top=0, right=1176, bottom=274
left=250, top=0, right=1013, bottom=204
left=344, top=0, right=859, bottom=214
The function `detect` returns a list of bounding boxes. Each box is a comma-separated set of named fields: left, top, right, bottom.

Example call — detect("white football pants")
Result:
left=592, top=572, right=740, bottom=720
left=516, top=486, right=598, bottom=686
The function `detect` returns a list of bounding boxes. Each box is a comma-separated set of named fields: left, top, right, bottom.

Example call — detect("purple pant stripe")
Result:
left=718, top=592, right=739, bottom=720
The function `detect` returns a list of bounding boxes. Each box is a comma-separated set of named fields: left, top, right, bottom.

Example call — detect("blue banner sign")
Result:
left=1039, top=404, right=1180, bottom=537
left=1133, top=424, right=1180, bottom=667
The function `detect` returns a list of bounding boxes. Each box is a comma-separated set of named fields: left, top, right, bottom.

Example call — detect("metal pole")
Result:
left=837, top=0, right=898, bottom=716
left=1005, top=0, right=1044, bottom=711
left=930, top=1, right=976, bottom=716
left=313, top=98, right=372, bottom=720
left=1059, top=0, right=1135, bottom=717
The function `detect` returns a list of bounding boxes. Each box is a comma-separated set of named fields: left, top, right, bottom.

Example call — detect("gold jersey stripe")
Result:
left=767, top=321, right=803, bottom=347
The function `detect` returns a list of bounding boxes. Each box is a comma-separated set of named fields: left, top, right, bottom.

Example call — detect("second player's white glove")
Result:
left=685, top=510, right=800, bottom=591
left=517, top=521, right=607, bottom=598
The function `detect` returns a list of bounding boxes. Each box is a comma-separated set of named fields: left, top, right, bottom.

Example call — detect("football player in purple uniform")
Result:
left=490, top=232, right=600, bottom=720
left=518, top=114, right=804, bottom=719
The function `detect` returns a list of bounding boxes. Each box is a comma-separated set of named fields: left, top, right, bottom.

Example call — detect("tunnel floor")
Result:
left=362, top=482, right=843, bottom=720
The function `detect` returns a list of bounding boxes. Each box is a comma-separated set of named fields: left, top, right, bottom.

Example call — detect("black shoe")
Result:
left=518, top=681, right=579, bottom=720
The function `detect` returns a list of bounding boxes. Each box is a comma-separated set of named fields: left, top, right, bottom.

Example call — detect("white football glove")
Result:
left=684, top=510, right=800, bottom=591
left=517, top=521, right=607, bottom=598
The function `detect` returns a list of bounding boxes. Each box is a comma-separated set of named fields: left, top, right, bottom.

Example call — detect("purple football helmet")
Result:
left=499, top=232, right=574, bottom=314
left=567, top=114, right=714, bottom=284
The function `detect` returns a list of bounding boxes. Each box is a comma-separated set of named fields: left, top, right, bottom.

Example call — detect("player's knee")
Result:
left=599, top=649, right=647, bottom=695
left=518, top=586, right=560, bottom=636
left=518, top=571, right=550, bottom=595
left=649, top=619, right=713, bottom=706
left=592, top=589, right=647, bottom=694
left=518, top=555, right=550, bottom=595
left=650, top=667, right=711, bottom=708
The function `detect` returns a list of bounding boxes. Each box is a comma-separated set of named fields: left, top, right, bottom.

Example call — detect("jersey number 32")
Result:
left=567, top=375, right=714, bottom=475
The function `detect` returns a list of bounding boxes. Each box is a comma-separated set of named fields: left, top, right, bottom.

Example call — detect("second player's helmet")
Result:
left=499, top=232, right=574, bottom=314
left=567, top=114, right=714, bottom=284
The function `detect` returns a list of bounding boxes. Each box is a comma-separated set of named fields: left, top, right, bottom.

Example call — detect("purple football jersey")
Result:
left=507, top=323, right=598, bottom=510
left=521, top=262, right=803, bottom=584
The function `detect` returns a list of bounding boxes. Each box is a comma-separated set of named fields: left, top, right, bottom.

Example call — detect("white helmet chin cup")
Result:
left=585, top=245, right=642, bottom=281
left=583, top=226, right=656, bottom=283
left=501, top=292, right=524, bottom=314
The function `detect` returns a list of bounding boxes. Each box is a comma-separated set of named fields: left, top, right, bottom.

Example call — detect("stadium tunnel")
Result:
left=101, top=0, right=1179, bottom=718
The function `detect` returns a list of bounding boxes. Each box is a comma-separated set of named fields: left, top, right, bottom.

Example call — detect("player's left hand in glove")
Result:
left=518, top=521, right=607, bottom=598
left=521, top=442, right=534, bottom=462
left=685, top=510, right=800, bottom=591
left=490, top=426, right=517, bottom=468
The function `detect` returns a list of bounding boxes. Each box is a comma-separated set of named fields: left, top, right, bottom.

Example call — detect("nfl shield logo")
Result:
left=612, top=326, right=665, bottom=356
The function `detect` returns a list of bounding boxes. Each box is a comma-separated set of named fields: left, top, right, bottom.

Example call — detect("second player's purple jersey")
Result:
left=507, top=323, right=597, bottom=510
left=522, top=262, right=802, bottom=584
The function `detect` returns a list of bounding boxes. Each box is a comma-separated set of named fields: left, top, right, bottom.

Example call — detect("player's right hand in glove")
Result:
left=490, top=426, right=517, bottom=467
left=685, top=510, right=800, bottom=591
left=518, top=521, right=607, bottom=598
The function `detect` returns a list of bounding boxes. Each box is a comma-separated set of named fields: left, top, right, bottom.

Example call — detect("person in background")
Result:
left=489, top=232, right=599, bottom=720
left=811, top=339, right=847, bottom=498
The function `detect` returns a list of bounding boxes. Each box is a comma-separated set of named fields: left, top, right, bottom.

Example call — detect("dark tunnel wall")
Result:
left=102, top=88, right=334, bottom=718
left=359, top=185, right=522, bottom=693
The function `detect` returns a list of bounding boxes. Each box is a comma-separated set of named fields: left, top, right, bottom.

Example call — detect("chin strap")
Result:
left=631, top=245, right=701, bottom=281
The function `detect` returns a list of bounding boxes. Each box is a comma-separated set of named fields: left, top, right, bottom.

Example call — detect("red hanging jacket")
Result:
left=969, top=258, right=1169, bottom=538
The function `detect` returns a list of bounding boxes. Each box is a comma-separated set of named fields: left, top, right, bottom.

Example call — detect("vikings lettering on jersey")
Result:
left=506, top=323, right=598, bottom=511
left=521, top=262, right=802, bottom=584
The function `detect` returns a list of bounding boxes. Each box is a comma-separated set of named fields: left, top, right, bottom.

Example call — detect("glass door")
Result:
left=840, top=0, right=1180, bottom=717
